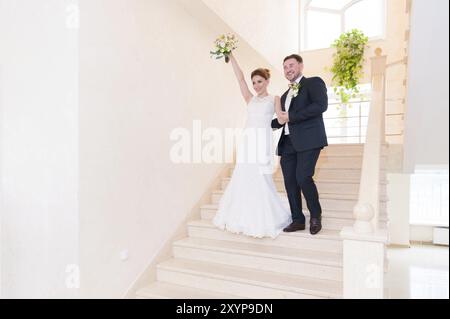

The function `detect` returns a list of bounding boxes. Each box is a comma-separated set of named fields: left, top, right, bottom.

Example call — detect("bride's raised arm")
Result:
left=229, top=53, right=253, bottom=104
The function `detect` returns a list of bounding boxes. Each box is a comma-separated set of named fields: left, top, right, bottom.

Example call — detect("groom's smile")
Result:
left=283, top=57, right=304, bottom=82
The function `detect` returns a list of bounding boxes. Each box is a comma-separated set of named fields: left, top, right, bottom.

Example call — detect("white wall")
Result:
left=0, top=0, right=79, bottom=298
left=0, top=0, right=288, bottom=299
left=201, top=0, right=299, bottom=72
left=403, top=0, right=450, bottom=173
left=409, top=225, right=434, bottom=243
left=79, top=0, right=283, bottom=298
left=387, top=174, right=411, bottom=246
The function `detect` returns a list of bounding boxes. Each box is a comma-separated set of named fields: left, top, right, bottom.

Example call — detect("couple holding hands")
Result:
left=213, top=53, right=329, bottom=239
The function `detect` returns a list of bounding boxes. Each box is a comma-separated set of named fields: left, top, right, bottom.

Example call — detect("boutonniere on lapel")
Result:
left=289, top=82, right=301, bottom=98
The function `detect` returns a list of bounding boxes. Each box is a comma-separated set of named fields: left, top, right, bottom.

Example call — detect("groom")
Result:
left=273, top=54, right=328, bottom=235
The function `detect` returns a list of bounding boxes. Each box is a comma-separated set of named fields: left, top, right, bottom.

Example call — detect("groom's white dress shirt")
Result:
left=284, top=75, right=303, bottom=136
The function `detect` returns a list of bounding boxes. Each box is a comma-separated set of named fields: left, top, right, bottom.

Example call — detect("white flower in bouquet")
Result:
left=210, top=34, right=238, bottom=63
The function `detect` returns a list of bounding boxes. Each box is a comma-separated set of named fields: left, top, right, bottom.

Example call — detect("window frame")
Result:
left=300, top=0, right=387, bottom=52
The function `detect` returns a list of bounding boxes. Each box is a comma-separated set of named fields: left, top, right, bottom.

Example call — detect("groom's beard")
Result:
left=291, top=73, right=302, bottom=83
left=286, top=73, right=300, bottom=82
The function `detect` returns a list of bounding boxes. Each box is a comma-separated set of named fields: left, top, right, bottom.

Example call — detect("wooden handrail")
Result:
left=386, top=57, right=408, bottom=68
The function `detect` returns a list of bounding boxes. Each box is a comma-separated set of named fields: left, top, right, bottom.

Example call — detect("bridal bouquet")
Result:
left=210, top=34, right=238, bottom=63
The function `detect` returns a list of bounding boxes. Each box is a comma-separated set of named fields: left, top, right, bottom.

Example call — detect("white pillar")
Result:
left=341, top=227, right=388, bottom=299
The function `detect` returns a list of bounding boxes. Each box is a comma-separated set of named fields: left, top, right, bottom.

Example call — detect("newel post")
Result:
left=340, top=48, right=389, bottom=299
left=353, top=48, right=387, bottom=234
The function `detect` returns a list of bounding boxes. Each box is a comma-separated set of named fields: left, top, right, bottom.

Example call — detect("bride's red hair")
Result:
left=251, top=68, right=271, bottom=80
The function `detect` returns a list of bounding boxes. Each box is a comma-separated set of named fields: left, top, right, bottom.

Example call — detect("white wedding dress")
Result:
left=213, top=95, right=292, bottom=239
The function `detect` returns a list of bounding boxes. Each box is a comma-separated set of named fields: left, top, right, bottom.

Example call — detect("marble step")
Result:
left=201, top=204, right=387, bottom=220
left=199, top=206, right=388, bottom=231
left=187, top=219, right=343, bottom=253
left=318, top=144, right=388, bottom=157
left=211, top=190, right=389, bottom=210
left=221, top=177, right=387, bottom=196
left=273, top=168, right=388, bottom=180
left=229, top=166, right=387, bottom=181
left=228, top=155, right=387, bottom=173
left=136, top=282, right=243, bottom=299
left=172, top=237, right=343, bottom=281
left=249, top=144, right=386, bottom=157
left=157, top=258, right=342, bottom=299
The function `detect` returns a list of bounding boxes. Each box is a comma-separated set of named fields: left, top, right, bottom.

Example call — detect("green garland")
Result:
left=330, top=29, right=369, bottom=107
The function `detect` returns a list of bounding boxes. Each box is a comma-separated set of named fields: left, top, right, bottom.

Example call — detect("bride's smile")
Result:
left=252, top=74, right=270, bottom=97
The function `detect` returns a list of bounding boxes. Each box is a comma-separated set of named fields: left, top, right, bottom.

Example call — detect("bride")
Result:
left=213, top=53, right=291, bottom=239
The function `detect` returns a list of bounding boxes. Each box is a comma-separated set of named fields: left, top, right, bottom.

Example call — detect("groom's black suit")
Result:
left=272, top=76, right=328, bottom=224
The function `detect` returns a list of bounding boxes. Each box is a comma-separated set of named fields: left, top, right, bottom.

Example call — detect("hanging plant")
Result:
left=330, top=29, right=369, bottom=108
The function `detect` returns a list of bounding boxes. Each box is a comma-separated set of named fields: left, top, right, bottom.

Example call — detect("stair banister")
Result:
left=352, top=48, right=387, bottom=234
left=340, top=48, right=389, bottom=299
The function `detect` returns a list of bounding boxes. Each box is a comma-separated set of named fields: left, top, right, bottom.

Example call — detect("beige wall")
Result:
left=79, top=0, right=283, bottom=298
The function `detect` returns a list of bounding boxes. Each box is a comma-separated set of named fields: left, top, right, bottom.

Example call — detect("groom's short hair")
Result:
left=284, top=54, right=303, bottom=64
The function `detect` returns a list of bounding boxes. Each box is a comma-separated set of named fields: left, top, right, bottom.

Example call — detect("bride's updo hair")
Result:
left=251, top=68, right=271, bottom=80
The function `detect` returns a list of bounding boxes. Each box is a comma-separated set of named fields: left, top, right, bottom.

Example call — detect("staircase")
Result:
left=135, top=144, right=389, bottom=299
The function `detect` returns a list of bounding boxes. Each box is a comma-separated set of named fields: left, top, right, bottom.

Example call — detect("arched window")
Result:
left=301, top=0, right=386, bottom=51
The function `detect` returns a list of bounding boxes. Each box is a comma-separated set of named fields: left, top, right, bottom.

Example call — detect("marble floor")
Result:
left=385, top=244, right=449, bottom=299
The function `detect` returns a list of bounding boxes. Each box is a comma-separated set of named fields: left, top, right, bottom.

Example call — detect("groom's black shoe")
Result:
left=310, top=217, right=322, bottom=235
left=283, top=221, right=306, bottom=233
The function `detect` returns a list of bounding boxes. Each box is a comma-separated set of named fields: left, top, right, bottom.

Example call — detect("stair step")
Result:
left=225, top=177, right=388, bottom=187
left=200, top=209, right=388, bottom=231
left=229, top=155, right=386, bottom=169
left=305, top=143, right=388, bottom=155
left=136, top=282, right=243, bottom=299
left=228, top=167, right=381, bottom=180
left=211, top=190, right=389, bottom=207
left=187, top=219, right=343, bottom=253
left=172, top=237, right=342, bottom=281
left=292, top=168, right=364, bottom=180
left=224, top=177, right=387, bottom=185
left=223, top=179, right=354, bottom=196
left=206, top=213, right=346, bottom=231
left=204, top=206, right=356, bottom=219
left=221, top=178, right=387, bottom=197
left=157, top=258, right=342, bottom=299
left=200, top=204, right=388, bottom=222
left=319, top=144, right=388, bottom=157
left=274, top=169, right=387, bottom=181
